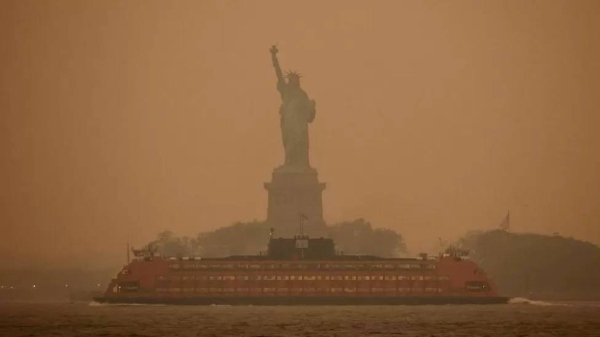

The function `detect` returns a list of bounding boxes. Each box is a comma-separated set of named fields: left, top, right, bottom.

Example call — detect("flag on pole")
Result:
left=499, top=211, right=510, bottom=231
left=299, top=214, right=308, bottom=237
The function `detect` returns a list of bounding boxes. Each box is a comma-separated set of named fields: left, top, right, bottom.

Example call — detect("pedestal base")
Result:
left=264, top=166, right=327, bottom=237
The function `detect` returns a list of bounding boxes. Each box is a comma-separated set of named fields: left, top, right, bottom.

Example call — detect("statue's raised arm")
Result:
left=269, top=45, right=315, bottom=168
left=270, top=45, right=285, bottom=93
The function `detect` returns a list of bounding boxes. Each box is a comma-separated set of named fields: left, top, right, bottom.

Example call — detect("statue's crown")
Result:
left=285, top=71, right=302, bottom=79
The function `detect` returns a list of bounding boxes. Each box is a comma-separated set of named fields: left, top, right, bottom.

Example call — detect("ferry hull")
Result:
left=94, top=296, right=509, bottom=305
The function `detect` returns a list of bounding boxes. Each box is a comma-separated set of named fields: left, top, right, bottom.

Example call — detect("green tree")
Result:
left=327, top=218, right=407, bottom=257
left=458, top=230, right=600, bottom=300
left=148, top=231, right=200, bottom=257
left=146, top=218, right=407, bottom=259
left=196, top=220, right=271, bottom=257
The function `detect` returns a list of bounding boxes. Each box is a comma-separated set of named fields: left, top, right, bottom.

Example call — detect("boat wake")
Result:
left=508, top=297, right=565, bottom=306
left=88, top=301, right=165, bottom=307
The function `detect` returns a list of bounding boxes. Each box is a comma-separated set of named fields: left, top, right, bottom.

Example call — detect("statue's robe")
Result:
left=277, top=81, right=315, bottom=168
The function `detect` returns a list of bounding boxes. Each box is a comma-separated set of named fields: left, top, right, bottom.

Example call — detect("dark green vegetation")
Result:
left=458, top=230, right=600, bottom=300
left=148, top=218, right=407, bottom=258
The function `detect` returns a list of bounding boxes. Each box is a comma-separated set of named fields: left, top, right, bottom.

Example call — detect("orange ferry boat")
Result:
left=95, top=235, right=507, bottom=305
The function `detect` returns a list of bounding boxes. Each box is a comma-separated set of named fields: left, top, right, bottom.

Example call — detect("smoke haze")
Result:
left=1, top=0, right=599, bottom=268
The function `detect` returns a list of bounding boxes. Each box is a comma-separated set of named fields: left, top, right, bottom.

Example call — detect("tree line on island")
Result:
left=146, top=218, right=407, bottom=258
left=457, top=229, right=600, bottom=300
left=146, top=222, right=600, bottom=300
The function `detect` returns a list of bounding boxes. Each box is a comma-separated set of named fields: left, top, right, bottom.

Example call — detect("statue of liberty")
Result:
left=270, top=45, right=316, bottom=169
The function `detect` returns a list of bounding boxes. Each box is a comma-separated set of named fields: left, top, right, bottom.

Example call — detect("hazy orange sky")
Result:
left=1, top=0, right=599, bottom=268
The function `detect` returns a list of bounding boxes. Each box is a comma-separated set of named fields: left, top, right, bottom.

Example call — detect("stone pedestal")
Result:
left=264, top=166, right=327, bottom=237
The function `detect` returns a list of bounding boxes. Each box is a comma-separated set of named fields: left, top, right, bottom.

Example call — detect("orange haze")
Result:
left=1, top=0, right=599, bottom=268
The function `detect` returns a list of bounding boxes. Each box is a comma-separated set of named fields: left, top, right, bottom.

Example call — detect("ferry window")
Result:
left=324, top=276, right=330, bottom=280
left=344, top=264, right=356, bottom=270
left=316, top=276, right=322, bottom=280
left=118, top=281, right=139, bottom=293
left=465, top=281, right=489, bottom=292
left=398, top=264, right=411, bottom=270
left=384, top=276, right=396, bottom=280
left=222, top=264, right=234, bottom=270
left=266, top=264, right=278, bottom=269
left=425, top=264, right=436, bottom=270
left=196, top=264, right=208, bottom=269
left=236, top=264, right=248, bottom=269
left=249, top=264, right=262, bottom=270
left=182, top=276, right=193, bottom=281
left=383, top=264, right=394, bottom=269
left=223, top=276, right=235, bottom=281
left=320, top=264, right=329, bottom=269
left=304, top=276, right=316, bottom=281
left=196, top=276, right=207, bottom=280
left=208, top=276, right=222, bottom=281
left=371, top=264, right=383, bottom=270
left=397, top=276, right=409, bottom=280
left=410, top=264, right=421, bottom=270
